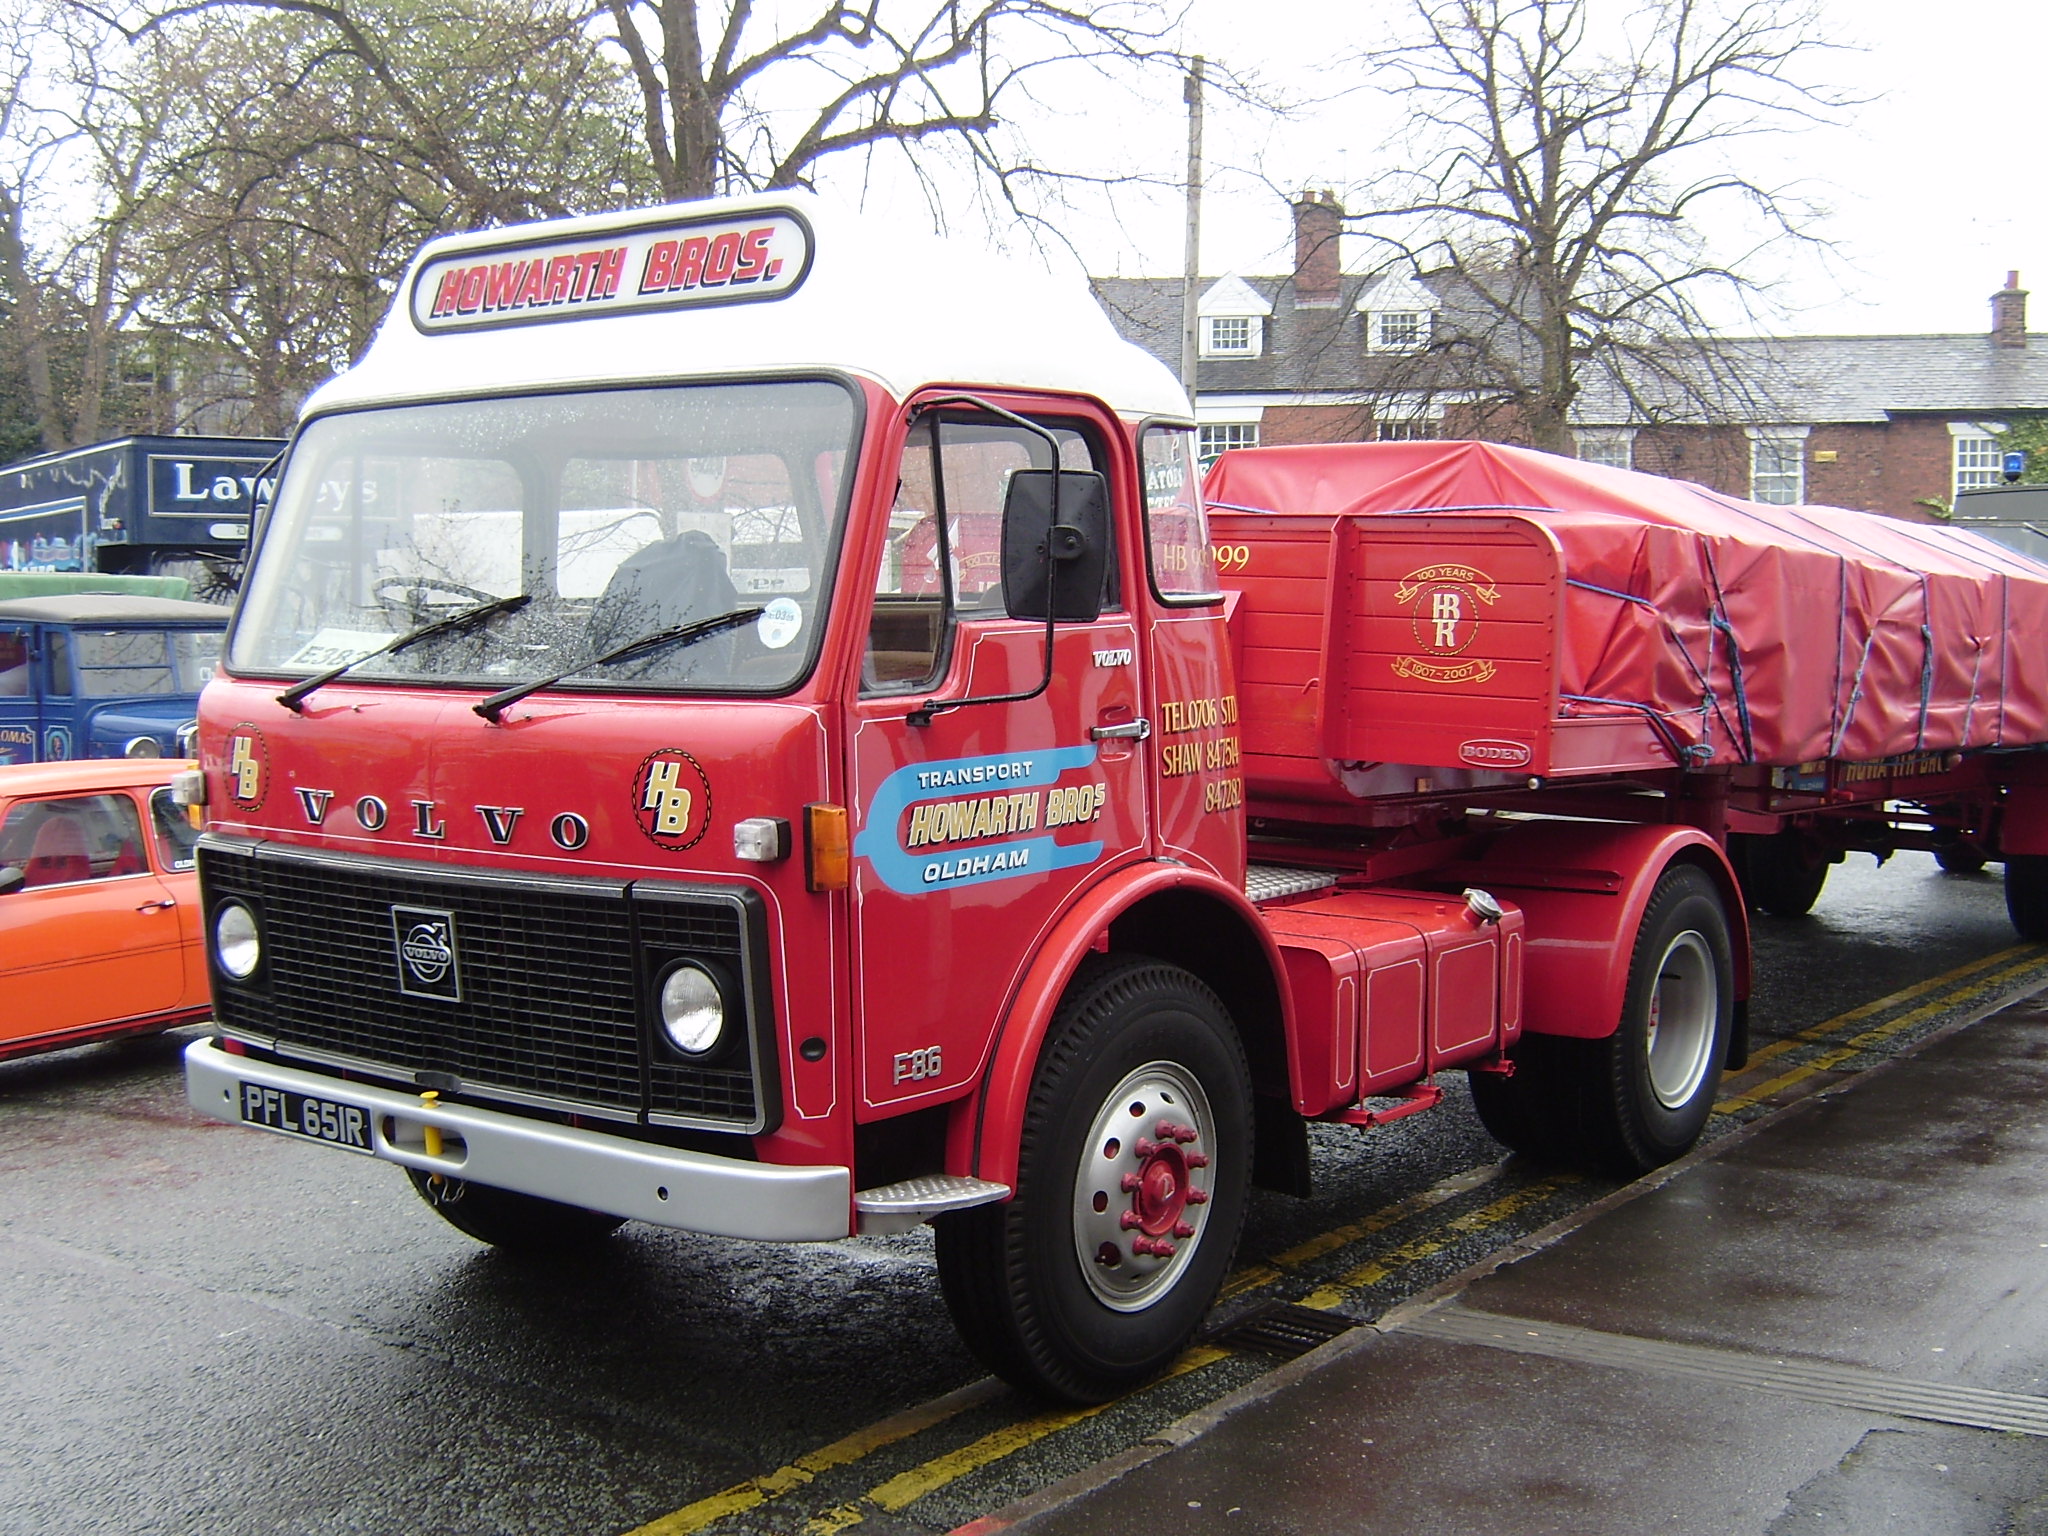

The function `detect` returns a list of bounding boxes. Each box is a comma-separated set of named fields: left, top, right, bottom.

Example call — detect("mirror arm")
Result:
left=904, top=392, right=1065, bottom=728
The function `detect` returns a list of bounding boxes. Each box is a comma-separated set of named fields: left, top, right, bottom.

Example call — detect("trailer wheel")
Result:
left=2005, top=855, right=2048, bottom=941
left=405, top=1169, right=626, bottom=1253
left=1934, top=838, right=1989, bottom=876
left=934, top=955, right=1251, bottom=1403
left=1731, top=830, right=1830, bottom=917
left=1470, top=865, right=1732, bottom=1176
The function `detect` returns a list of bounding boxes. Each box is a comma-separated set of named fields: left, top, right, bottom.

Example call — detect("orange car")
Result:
left=0, top=758, right=210, bottom=1058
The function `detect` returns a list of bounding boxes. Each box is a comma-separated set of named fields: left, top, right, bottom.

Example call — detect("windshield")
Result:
left=73, top=629, right=224, bottom=697
left=230, top=381, right=860, bottom=693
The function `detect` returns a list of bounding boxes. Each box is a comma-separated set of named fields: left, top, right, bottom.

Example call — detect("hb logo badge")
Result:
left=633, top=749, right=711, bottom=851
left=227, top=725, right=268, bottom=808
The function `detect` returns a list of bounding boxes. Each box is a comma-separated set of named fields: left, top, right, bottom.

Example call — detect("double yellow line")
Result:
left=1715, top=943, right=2048, bottom=1114
left=626, top=1160, right=1573, bottom=1536
left=632, top=942, right=2048, bottom=1536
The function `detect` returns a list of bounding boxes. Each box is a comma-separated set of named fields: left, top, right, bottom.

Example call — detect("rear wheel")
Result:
left=1731, top=830, right=1830, bottom=916
left=2006, top=855, right=2048, bottom=941
left=1469, top=864, right=1733, bottom=1176
left=935, top=956, right=1251, bottom=1403
left=405, top=1169, right=626, bottom=1253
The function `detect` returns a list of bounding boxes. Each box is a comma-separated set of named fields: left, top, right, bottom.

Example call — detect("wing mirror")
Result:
left=1000, top=468, right=1109, bottom=625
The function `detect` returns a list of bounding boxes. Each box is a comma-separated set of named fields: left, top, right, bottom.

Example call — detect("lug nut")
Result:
left=1121, top=1172, right=1143, bottom=1192
left=1130, top=1236, right=1177, bottom=1258
left=1173, top=1220, right=1196, bottom=1238
left=1185, top=1187, right=1209, bottom=1205
left=1185, top=1152, right=1210, bottom=1169
left=1119, top=1210, right=1144, bottom=1230
left=1134, top=1137, right=1161, bottom=1158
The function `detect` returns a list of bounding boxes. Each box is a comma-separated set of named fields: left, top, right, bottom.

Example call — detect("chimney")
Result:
left=1292, top=190, right=1343, bottom=308
left=1993, top=270, right=2029, bottom=348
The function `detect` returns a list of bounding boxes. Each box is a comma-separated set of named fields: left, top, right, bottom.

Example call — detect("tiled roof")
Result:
left=1571, top=334, right=2048, bottom=425
left=1093, top=274, right=2048, bottom=424
left=1090, top=273, right=1499, bottom=396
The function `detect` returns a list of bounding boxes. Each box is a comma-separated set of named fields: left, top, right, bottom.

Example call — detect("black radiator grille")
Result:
left=201, top=842, right=767, bottom=1128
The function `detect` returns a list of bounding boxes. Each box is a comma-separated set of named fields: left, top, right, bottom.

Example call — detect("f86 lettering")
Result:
left=892, top=1046, right=943, bottom=1084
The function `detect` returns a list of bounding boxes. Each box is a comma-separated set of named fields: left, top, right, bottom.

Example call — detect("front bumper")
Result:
left=184, top=1039, right=850, bottom=1241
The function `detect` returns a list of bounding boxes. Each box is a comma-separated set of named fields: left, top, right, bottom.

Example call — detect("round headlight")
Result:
left=124, top=735, right=164, bottom=758
left=214, top=902, right=261, bottom=980
left=659, top=963, right=725, bottom=1055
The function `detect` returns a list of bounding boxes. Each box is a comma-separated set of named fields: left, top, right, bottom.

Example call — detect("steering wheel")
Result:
left=373, top=576, right=499, bottom=618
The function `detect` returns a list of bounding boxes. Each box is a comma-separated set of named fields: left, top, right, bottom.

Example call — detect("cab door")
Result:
left=0, top=789, right=184, bottom=1041
left=845, top=400, right=1148, bottom=1115
left=0, top=624, right=31, bottom=764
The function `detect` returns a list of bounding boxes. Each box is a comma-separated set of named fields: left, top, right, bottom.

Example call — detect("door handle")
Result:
left=136, top=898, right=177, bottom=913
left=1090, top=718, right=1151, bottom=742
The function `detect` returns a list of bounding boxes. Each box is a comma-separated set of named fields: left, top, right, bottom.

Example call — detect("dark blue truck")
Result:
left=0, top=433, right=282, bottom=594
left=0, top=575, right=227, bottom=764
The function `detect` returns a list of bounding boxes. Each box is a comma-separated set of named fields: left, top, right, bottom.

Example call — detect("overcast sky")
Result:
left=834, top=0, right=2042, bottom=340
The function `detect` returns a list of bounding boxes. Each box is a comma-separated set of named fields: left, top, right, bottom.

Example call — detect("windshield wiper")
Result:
left=278, top=593, right=532, bottom=713
left=473, top=605, right=764, bottom=723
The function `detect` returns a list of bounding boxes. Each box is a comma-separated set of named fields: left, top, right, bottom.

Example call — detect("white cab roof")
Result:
left=312, top=191, right=1190, bottom=422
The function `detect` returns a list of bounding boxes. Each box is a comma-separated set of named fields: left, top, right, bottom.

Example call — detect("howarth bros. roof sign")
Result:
left=408, top=207, right=813, bottom=334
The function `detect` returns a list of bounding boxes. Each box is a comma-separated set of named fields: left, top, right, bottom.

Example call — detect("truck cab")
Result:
left=182, top=194, right=1297, bottom=1399
left=0, top=583, right=226, bottom=764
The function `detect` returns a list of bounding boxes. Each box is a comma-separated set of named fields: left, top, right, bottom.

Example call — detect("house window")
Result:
left=1200, top=316, right=1258, bottom=357
left=1954, top=431, right=2002, bottom=496
left=1371, top=311, right=1429, bottom=352
left=1376, top=418, right=1438, bottom=442
left=1749, top=433, right=1805, bottom=505
left=1575, top=430, right=1634, bottom=470
left=1197, top=422, right=1258, bottom=468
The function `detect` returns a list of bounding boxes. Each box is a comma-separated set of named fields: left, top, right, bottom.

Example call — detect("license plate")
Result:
left=238, top=1082, right=375, bottom=1155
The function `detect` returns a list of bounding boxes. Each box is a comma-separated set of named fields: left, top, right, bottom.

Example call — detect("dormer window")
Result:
left=1195, top=276, right=1272, bottom=360
left=1373, top=311, right=1428, bottom=352
left=1356, top=270, right=1441, bottom=354
left=1203, top=315, right=1258, bottom=356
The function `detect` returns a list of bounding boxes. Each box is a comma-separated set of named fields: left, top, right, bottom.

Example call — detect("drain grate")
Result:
left=1208, top=1302, right=1360, bottom=1360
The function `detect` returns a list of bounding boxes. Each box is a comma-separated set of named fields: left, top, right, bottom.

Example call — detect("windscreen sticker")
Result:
left=755, top=597, right=802, bottom=649
left=855, top=745, right=1105, bottom=895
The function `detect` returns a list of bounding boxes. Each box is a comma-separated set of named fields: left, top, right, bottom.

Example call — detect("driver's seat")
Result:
left=586, top=530, right=743, bottom=663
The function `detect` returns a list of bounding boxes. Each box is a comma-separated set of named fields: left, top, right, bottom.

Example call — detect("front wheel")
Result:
left=405, top=1169, right=627, bottom=1253
left=935, top=956, right=1251, bottom=1403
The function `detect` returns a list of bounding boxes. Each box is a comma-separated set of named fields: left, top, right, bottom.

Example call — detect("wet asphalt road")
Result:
left=0, top=851, right=2033, bottom=1536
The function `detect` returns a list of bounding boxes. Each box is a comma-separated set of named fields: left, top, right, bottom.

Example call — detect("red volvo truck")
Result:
left=180, top=194, right=2048, bottom=1402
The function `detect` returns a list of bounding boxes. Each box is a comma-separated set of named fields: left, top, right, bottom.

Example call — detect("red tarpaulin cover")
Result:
left=1205, top=440, right=2048, bottom=769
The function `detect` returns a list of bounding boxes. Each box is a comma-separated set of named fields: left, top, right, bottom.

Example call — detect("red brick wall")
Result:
left=1248, top=405, right=1966, bottom=525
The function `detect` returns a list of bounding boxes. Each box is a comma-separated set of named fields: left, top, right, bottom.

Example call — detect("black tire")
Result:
left=405, top=1169, right=626, bottom=1253
left=1468, top=865, right=1733, bottom=1176
left=934, top=955, right=1251, bottom=1403
left=2006, top=855, right=2048, bottom=941
left=1934, top=839, right=1989, bottom=875
left=1730, top=830, right=1829, bottom=917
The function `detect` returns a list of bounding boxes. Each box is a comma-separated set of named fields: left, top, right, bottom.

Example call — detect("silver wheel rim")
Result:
left=1071, top=1060, right=1217, bottom=1313
left=1645, top=930, right=1718, bottom=1109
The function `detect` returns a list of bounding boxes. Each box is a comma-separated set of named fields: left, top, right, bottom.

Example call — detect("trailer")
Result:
left=171, top=193, right=2048, bottom=1404
left=0, top=434, right=283, bottom=597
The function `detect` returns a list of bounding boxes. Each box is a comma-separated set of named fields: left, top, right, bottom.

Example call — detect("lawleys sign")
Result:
left=408, top=208, right=813, bottom=333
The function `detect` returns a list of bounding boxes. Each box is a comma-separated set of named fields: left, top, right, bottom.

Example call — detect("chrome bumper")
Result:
left=184, top=1038, right=851, bottom=1241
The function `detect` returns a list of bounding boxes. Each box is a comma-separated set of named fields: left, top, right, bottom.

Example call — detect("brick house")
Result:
left=1092, top=196, right=2048, bottom=522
